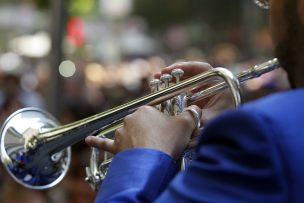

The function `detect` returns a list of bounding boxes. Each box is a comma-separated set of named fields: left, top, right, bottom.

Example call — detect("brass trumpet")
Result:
left=0, top=58, right=280, bottom=190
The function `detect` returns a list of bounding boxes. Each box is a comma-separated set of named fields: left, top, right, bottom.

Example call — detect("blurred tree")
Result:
left=33, top=0, right=49, bottom=9
left=32, top=0, right=96, bottom=16
left=133, top=0, right=242, bottom=30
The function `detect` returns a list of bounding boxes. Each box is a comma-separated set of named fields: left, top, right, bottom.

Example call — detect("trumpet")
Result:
left=0, top=58, right=280, bottom=190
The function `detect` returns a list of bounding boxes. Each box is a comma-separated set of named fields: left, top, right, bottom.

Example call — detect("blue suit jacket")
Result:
left=95, top=89, right=304, bottom=203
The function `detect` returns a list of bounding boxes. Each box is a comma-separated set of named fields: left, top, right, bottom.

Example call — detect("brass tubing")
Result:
left=34, top=68, right=242, bottom=155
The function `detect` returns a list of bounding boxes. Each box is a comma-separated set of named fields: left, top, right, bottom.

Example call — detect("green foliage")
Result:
left=133, top=0, right=242, bottom=30
left=32, top=0, right=96, bottom=15
left=33, top=0, right=50, bottom=9
left=69, top=0, right=95, bottom=16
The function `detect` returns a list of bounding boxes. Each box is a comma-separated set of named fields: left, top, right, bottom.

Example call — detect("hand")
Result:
left=155, top=61, right=219, bottom=111
left=85, top=105, right=201, bottom=160
left=154, top=61, right=213, bottom=81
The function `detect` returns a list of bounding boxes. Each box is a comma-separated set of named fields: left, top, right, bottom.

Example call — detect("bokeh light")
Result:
left=84, top=63, right=105, bottom=85
left=59, top=60, right=76, bottom=77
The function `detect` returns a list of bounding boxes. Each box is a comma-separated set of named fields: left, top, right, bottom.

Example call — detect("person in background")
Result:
left=86, top=0, right=304, bottom=202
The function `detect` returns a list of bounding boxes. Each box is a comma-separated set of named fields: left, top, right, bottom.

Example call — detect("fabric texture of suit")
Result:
left=95, top=89, right=304, bottom=203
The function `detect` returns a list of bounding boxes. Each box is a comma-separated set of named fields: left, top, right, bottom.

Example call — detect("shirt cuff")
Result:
left=97, top=148, right=177, bottom=201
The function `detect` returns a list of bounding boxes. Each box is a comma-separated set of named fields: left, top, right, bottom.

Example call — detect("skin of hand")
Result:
left=154, top=61, right=213, bottom=82
left=85, top=105, right=201, bottom=160
left=86, top=62, right=210, bottom=159
left=154, top=61, right=218, bottom=109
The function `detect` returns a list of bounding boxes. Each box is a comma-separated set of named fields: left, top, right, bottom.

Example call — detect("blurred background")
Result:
left=0, top=0, right=290, bottom=203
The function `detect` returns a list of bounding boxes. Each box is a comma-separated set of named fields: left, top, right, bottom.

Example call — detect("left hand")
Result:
left=154, top=61, right=218, bottom=110
left=85, top=105, right=201, bottom=160
left=154, top=61, right=213, bottom=82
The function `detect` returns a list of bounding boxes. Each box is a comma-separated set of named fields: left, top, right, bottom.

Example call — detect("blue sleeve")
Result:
left=156, top=109, right=289, bottom=203
left=95, top=109, right=289, bottom=203
left=95, top=148, right=177, bottom=203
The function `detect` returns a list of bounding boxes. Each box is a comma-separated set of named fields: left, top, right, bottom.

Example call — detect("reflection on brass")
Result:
left=0, top=58, right=280, bottom=190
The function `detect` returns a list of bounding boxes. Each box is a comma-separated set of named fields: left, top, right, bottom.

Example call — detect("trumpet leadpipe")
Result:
left=188, top=58, right=280, bottom=104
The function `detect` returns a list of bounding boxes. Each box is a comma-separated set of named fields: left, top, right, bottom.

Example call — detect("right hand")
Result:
left=85, top=105, right=201, bottom=160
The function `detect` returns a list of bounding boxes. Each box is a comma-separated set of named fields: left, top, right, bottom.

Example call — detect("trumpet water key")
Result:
left=0, top=58, right=280, bottom=190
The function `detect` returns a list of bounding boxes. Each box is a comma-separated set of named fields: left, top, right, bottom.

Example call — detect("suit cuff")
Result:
left=97, top=148, right=177, bottom=201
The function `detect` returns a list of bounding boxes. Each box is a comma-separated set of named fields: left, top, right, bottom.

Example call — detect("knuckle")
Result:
left=172, top=61, right=213, bottom=71
left=138, top=105, right=153, bottom=113
left=169, top=61, right=183, bottom=68
left=180, top=115, right=193, bottom=127
left=123, top=114, right=132, bottom=125
left=138, top=106, right=147, bottom=111
left=179, top=112, right=196, bottom=129
left=115, top=128, right=122, bottom=138
left=195, top=62, right=213, bottom=70
left=174, top=61, right=188, bottom=69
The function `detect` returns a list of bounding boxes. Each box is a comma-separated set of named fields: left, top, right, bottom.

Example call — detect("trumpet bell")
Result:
left=0, top=108, right=71, bottom=190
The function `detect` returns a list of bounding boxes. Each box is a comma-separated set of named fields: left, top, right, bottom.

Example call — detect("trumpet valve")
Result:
left=160, top=74, right=173, bottom=115
left=171, top=69, right=186, bottom=115
left=171, top=69, right=184, bottom=83
left=160, top=74, right=172, bottom=88
left=149, top=79, right=161, bottom=92
left=149, top=79, right=161, bottom=110
left=85, top=166, right=102, bottom=191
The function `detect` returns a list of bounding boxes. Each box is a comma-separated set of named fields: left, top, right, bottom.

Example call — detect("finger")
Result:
left=180, top=105, right=202, bottom=131
left=161, top=62, right=212, bottom=77
left=153, top=71, right=162, bottom=79
left=85, top=136, right=116, bottom=154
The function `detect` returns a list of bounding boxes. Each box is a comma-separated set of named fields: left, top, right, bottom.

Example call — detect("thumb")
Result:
left=85, top=136, right=116, bottom=154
